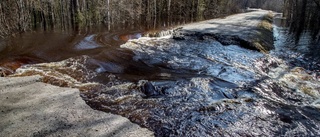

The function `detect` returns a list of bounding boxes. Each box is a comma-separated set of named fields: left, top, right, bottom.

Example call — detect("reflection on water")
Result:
left=0, top=23, right=173, bottom=76
left=1, top=14, right=320, bottom=136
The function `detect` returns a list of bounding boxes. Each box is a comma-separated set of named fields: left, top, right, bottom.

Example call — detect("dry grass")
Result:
left=259, top=13, right=273, bottom=31
left=253, top=12, right=274, bottom=53
left=252, top=42, right=268, bottom=53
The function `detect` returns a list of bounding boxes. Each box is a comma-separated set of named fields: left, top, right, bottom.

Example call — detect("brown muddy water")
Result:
left=0, top=24, right=166, bottom=77
left=1, top=13, right=320, bottom=136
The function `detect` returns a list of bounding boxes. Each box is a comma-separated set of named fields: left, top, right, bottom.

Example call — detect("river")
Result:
left=0, top=12, right=319, bottom=136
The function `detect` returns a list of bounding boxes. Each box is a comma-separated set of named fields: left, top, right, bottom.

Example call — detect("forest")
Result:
left=283, top=0, right=320, bottom=42
left=282, top=0, right=320, bottom=60
left=0, top=0, right=318, bottom=52
left=0, top=0, right=282, bottom=37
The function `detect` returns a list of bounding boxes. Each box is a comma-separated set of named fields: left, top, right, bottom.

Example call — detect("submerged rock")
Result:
left=139, top=81, right=163, bottom=98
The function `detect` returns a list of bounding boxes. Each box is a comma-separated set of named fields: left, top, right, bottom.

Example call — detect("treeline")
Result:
left=283, top=0, right=320, bottom=43
left=0, top=0, right=282, bottom=37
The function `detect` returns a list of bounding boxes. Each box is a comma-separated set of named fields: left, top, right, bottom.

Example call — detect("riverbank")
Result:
left=0, top=75, right=153, bottom=137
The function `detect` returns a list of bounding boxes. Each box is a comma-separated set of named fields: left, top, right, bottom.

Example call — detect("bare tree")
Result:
left=0, top=0, right=287, bottom=38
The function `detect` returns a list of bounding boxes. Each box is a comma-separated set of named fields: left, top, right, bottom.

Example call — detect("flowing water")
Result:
left=1, top=13, right=320, bottom=136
